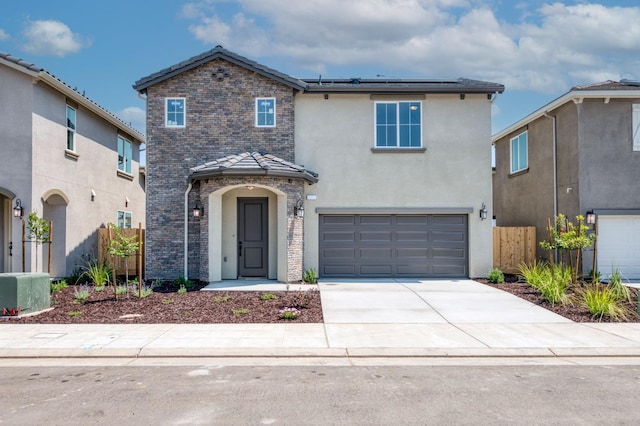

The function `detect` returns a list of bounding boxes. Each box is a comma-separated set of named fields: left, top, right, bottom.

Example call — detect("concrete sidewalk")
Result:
left=1, top=279, right=640, bottom=363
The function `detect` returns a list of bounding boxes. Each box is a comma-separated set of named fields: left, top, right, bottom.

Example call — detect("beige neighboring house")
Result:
left=0, top=52, right=145, bottom=278
left=135, top=46, right=503, bottom=282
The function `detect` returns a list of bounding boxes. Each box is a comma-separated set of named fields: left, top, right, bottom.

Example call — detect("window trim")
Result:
left=66, top=105, right=76, bottom=152
left=117, top=210, right=133, bottom=229
left=117, top=135, right=133, bottom=175
left=374, top=101, right=423, bottom=148
left=255, top=97, right=276, bottom=128
left=165, top=97, right=186, bottom=128
left=633, top=104, right=640, bottom=151
left=510, top=131, right=528, bottom=174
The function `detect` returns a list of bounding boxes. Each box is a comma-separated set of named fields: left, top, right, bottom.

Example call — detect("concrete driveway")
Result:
left=319, top=279, right=570, bottom=324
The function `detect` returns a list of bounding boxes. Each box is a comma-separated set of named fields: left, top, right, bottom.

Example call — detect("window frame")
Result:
left=374, top=101, right=422, bottom=148
left=510, top=131, right=528, bottom=174
left=255, top=97, right=276, bottom=128
left=66, top=105, right=76, bottom=151
left=165, top=97, right=186, bottom=128
left=117, top=211, right=132, bottom=229
left=117, top=135, right=133, bottom=175
left=633, top=104, right=640, bottom=151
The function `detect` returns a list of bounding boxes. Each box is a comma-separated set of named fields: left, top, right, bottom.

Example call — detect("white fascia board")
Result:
left=492, top=89, right=640, bottom=143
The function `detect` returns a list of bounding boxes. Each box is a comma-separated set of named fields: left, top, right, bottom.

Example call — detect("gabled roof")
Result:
left=304, top=77, right=504, bottom=95
left=190, top=152, right=319, bottom=183
left=133, top=45, right=308, bottom=93
left=0, top=51, right=144, bottom=142
left=493, top=80, right=640, bottom=142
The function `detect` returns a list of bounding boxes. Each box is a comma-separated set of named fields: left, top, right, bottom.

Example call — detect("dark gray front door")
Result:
left=319, top=214, right=468, bottom=278
left=238, top=198, right=268, bottom=277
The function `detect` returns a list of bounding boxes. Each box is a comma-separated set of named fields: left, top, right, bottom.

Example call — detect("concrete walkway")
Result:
left=1, top=279, right=640, bottom=364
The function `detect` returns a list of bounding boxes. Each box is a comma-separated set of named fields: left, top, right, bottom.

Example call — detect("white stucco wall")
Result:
left=294, top=93, right=493, bottom=278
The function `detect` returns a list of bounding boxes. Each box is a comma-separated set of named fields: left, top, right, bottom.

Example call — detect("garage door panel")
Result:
left=597, top=215, right=640, bottom=279
left=319, top=214, right=468, bottom=278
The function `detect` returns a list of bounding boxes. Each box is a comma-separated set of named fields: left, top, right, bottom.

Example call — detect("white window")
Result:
left=117, top=211, right=132, bottom=229
left=165, top=98, right=185, bottom=127
left=117, top=136, right=132, bottom=174
left=510, top=131, right=528, bottom=173
left=256, top=98, right=276, bottom=127
left=66, top=105, right=76, bottom=151
left=633, top=104, right=640, bottom=151
left=375, top=101, right=422, bottom=147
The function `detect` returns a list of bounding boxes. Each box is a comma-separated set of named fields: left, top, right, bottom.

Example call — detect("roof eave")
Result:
left=190, top=168, right=318, bottom=183
left=492, top=89, right=640, bottom=142
left=305, top=85, right=504, bottom=95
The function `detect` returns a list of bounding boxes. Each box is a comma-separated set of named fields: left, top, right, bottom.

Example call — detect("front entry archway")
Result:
left=42, top=191, right=68, bottom=277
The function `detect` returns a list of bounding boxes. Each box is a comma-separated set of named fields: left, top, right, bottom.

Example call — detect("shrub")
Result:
left=161, top=298, right=174, bottom=305
left=487, top=268, right=505, bottom=284
left=175, top=275, right=195, bottom=290
left=73, top=285, right=90, bottom=304
left=581, top=284, right=631, bottom=321
left=68, top=310, right=83, bottom=317
left=133, top=284, right=153, bottom=298
left=260, top=293, right=277, bottom=300
left=520, top=262, right=571, bottom=306
left=82, top=259, right=111, bottom=287
left=279, top=307, right=301, bottom=320
left=608, top=268, right=631, bottom=302
left=51, top=280, right=68, bottom=293
left=303, top=268, right=318, bottom=284
left=115, top=285, right=128, bottom=296
left=177, top=285, right=187, bottom=295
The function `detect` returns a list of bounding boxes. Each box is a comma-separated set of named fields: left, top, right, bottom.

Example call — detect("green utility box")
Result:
left=0, top=273, right=50, bottom=315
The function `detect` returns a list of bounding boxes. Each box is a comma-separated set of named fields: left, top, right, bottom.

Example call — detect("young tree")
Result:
left=107, top=223, right=140, bottom=298
left=26, top=211, right=50, bottom=273
left=540, top=214, right=595, bottom=284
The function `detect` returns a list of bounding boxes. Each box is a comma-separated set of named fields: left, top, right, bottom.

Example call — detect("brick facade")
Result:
left=144, top=58, right=299, bottom=280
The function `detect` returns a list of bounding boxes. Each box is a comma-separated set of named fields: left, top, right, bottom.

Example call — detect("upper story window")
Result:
left=117, top=211, right=132, bottom=229
left=256, top=98, right=276, bottom=127
left=633, top=104, right=640, bottom=151
left=375, top=101, right=422, bottom=147
left=66, top=105, right=76, bottom=151
left=510, top=131, right=528, bottom=173
left=117, top=136, right=132, bottom=174
left=165, top=98, right=185, bottom=127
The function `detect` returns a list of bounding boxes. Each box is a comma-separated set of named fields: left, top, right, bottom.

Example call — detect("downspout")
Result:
left=184, top=182, right=193, bottom=280
left=543, top=112, right=558, bottom=264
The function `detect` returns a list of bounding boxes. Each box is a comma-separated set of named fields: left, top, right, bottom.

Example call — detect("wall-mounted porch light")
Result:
left=479, top=202, right=488, bottom=220
left=13, top=199, right=23, bottom=218
left=193, top=200, right=203, bottom=218
left=294, top=200, right=304, bottom=218
left=586, top=210, right=596, bottom=225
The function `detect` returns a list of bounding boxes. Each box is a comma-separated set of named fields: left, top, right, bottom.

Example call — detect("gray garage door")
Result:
left=319, top=214, right=468, bottom=278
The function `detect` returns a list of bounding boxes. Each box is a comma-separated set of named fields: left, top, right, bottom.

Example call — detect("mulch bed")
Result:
left=477, top=274, right=640, bottom=322
left=4, top=282, right=323, bottom=324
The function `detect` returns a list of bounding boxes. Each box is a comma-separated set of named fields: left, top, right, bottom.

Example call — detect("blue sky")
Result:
left=1, top=0, right=639, bottom=136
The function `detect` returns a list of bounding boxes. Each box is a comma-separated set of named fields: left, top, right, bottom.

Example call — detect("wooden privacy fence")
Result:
left=98, top=225, right=145, bottom=278
left=493, top=226, right=536, bottom=274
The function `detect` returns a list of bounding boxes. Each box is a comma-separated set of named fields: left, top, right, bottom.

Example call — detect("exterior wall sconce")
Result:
left=586, top=210, right=596, bottom=225
left=193, top=200, right=203, bottom=217
left=91, top=189, right=96, bottom=202
left=479, top=202, right=488, bottom=220
left=294, top=200, right=304, bottom=217
left=13, top=199, right=23, bottom=218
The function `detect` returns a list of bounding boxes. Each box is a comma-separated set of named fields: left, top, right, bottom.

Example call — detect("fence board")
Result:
left=98, top=225, right=145, bottom=277
left=493, top=226, right=536, bottom=274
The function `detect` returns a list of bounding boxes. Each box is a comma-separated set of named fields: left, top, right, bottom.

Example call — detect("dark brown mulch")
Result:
left=476, top=275, right=640, bottom=322
left=4, top=283, right=323, bottom=324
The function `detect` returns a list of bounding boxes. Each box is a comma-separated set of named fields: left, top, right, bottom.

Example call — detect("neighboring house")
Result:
left=134, top=46, right=503, bottom=282
left=492, top=80, right=640, bottom=279
left=0, top=52, right=145, bottom=278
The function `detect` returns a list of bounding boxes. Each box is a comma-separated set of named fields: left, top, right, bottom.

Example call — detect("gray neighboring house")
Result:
left=492, top=80, right=640, bottom=279
left=134, top=46, right=503, bottom=283
left=0, top=52, right=145, bottom=277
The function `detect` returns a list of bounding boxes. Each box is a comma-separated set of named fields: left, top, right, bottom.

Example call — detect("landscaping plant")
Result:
left=73, top=285, right=91, bottom=304
left=487, top=268, right=505, bottom=284
left=519, top=261, right=571, bottom=306
left=580, top=283, right=631, bottom=321
left=279, top=307, right=301, bottom=320
left=303, top=268, right=318, bottom=284
left=82, top=258, right=111, bottom=287
left=107, top=223, right=140, bottom=299
left=26, top=211, right=50, bottom=273
left=608, top=268, right=631, bottom=302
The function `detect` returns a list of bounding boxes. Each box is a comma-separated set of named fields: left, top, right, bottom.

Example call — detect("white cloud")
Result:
left=21, top=20, right=89, bottom=57
left=183, top=1, right=640, bottom=94
left=0, top=28, right=9, bottom=41
left=116, top=106, right=146, bottom=135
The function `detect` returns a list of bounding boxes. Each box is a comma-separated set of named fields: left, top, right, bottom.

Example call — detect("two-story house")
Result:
left=0, top=52, right=145, bottom=278
left=134, top=46, right=503, bottom=282
left=492, top=80, right=640, bottom=279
